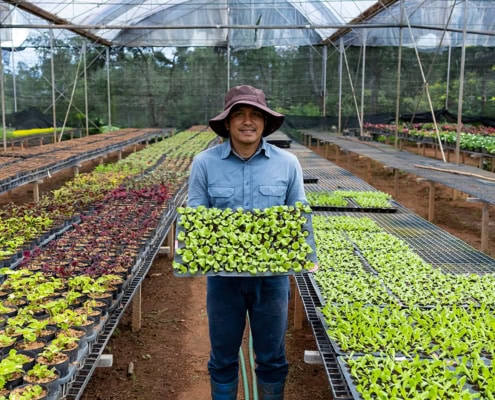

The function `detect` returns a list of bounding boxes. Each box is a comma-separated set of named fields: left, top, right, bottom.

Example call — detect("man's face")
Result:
left=225, top=105, right=266, bottom=148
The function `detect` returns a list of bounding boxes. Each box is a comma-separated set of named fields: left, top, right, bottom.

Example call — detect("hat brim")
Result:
left=209, top=100, right=285, bottom=138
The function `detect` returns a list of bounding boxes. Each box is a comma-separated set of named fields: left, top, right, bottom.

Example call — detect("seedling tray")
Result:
left=310, top=199, right=398, bottom=213
left=173, top=205, right=318, bottom=277
left=267, top=139, right=292, bottom=148
left=303, top=176, right=319, bottom=184
left=316, top=308, right=411, bottom=358
left=336, top=355, right=482, bottom=400
left=316, top=308, right=353, bottom=356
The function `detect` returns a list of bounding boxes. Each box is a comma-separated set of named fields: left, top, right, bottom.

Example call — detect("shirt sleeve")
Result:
left=186, top=156, right=210, bottom=207
left=285, top=156, right=307, bottom=206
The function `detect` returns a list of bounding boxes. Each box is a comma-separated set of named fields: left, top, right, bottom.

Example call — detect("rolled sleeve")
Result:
left=187, top=157, right=210, bottom=207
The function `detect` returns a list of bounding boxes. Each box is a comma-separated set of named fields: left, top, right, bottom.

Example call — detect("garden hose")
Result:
left=247, top=313, right=259, bottom=400
left=239, top=346, right=250, bottom=400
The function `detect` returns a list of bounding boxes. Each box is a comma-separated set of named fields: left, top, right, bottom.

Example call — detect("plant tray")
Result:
left=336, top=356, right=364, bottom=400
left=336, top=355, right=482, bottom=400
left=303, top=176, right=319, bottom=184
left=173, top=206, right=317, bottom=277
left=316, top=308, right=409, bottom=358
left=316, top=308, right=353, bottom=356
left=310, top=199, right=398, bottom=213
left=267, top=139, right=292, bottom=148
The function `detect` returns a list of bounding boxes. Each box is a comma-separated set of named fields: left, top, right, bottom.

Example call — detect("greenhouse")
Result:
left=1, top=1, right=495, bottom=399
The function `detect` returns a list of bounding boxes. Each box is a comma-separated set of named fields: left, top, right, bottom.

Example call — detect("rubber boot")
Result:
left=210, top=378, right=238, bottom=400
left=257, top=377, right=285, bottom=400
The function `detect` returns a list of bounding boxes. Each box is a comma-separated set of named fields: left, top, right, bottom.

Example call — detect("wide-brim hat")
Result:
left=209, top=85, right=285, bottom=138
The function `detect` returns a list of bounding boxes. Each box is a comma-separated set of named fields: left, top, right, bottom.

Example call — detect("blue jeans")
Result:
left=207, top=275, right=290, bottom=384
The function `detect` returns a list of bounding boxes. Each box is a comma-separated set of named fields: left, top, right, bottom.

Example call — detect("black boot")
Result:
left=257, top=377, right=285, bottom=400
left=210, top=378, right=238, bottom=400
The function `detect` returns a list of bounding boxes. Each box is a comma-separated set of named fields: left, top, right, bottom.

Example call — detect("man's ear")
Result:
left=224, top=119, right=229, bottom=132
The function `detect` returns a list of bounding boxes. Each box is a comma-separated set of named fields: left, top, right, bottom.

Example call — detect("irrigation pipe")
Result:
left=239, top=346, right=250, bottom=400
left=247, top=313, right=259, bottom=400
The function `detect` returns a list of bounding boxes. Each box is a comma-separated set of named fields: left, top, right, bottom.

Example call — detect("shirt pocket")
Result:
left=258, top=185, right=287, bottom=208
left=208, top=186, right=235, bottom=209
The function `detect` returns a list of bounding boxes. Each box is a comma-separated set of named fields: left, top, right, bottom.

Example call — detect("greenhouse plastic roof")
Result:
left=2, top=0, right=495, bottom=49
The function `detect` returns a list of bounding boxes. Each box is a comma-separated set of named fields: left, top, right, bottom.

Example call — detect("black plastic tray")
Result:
left=304, top=176, right=319, bottom=184
left=173, top=212, right=317, bottom=277
left=310, top=198, right=398, bottom=213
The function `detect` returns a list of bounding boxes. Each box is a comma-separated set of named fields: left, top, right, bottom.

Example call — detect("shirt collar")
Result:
left=220, top=138, right=271, bottom=160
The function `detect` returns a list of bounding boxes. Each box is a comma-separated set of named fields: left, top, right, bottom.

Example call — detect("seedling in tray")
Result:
left=173, top=202, right=316, bottom=275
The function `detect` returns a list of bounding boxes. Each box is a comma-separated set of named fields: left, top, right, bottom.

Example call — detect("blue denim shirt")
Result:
left=187, top=138, right=307, bottom=210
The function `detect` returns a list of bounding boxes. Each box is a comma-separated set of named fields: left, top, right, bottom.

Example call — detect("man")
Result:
left=187, top=85, right=311, bottom=400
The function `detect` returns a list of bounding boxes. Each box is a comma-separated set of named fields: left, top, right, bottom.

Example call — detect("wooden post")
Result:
left=293, top=283, right=304, bottom=330
left=167, top=222, right=175, bottom=260
left=131, top=284, right=142, bottom=332
left=393, top=168, right=399, bottom=199
left=324, top=142, right=329, bottom=160
left=72, top=164, right=82, bottom=176
left=118, top=150, right=122, bottom=160
left=335, top=146, right=341, bottom=163
left=481, top=202, right=489, bottom=253
left=466, top=198, right=490, bottom=253
left=32, top=180, right=44, bottom=203
left=417, top=178, right=435, bottom=222
left=428, top=181, right=435, bottom=222
left=367, top=158, right=372, bottom=182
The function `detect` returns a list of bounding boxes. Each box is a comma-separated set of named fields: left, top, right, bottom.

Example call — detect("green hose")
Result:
left=239, top=346, right=250, bottom=400
left=246, top=313, right=259, bottom=400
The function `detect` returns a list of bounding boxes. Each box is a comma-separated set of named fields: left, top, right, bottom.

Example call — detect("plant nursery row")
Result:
left=2, top=126, right=495, bottom=399
left=0, top=128, right=164, bottom=194
left=0, top=128, right=217, bottom=399
left=312, top=214, right=495, bottom=399
left=363, top=122, right=495, bottom=155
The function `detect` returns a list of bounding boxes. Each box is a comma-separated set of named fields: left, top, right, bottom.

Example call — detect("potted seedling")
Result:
left=36, top=343, right=69, bottom=377
left=5, top=349, right=36, bottom=372
left=8, top=383, right=48, bottom=400
left=13, top=328, right=45, bottom=355
left=0, top=334, right=15, bottom=354
left=27, top=319, right=56, bottom=343
left=0, top=354, right=26, bottom=389
left=24, top=363, right=59, bottom=395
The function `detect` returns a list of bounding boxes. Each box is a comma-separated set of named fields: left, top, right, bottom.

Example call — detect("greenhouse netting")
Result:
left=1, top=0, right=495, bottom=134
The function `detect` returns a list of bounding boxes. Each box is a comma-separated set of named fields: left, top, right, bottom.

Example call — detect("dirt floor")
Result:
left=2, top=138, right=494, bottom=400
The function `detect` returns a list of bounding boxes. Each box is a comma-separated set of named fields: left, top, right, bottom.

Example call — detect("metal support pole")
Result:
left=83, top=42, right=89, bottom=137
left=0, top=36, right=6, bottom=152
left=394, top=1, right=404, bottom=150
left=455, top=0, right=468, bottom=165
left=338, top=39, right=343, bottom=134
left=321, top=45, right=327, bottom=118
left=106, top=47, right=112, bottom=129
left=50, top=29, right=57, bottom=142
left=12, top=47, right=16, bottom=112
left=360, top=31, right=367, bottom=138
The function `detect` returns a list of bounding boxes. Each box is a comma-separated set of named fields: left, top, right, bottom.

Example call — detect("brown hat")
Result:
left=209, top=85, right=285, bottom=138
